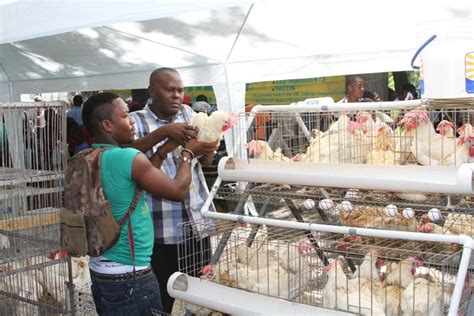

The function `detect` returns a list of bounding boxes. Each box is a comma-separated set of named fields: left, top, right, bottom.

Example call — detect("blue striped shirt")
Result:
left=130, top=105, right=216, bottom=244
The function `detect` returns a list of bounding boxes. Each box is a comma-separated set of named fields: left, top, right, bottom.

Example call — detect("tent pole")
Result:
left=0, top=62, right=14, bottom=102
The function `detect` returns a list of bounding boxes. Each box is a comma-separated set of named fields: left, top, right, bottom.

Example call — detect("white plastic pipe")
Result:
left=251, top=99, right=422, bottom=113
left=217, top=157, right=474, bottom=194
left=201, top=210, right=473, bottom=316
left=167, top=272, right=351, bottom=315
left=202, top=176, right=221, bottom=215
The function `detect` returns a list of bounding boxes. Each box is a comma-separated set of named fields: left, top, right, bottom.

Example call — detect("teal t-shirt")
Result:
left=92, top=144, right=153, bottom=266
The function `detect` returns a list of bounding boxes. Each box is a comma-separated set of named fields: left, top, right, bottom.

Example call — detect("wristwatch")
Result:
left=181, top=156, right=192, bottom=164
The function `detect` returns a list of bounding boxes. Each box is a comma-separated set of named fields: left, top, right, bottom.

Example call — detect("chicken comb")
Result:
left=377, top=124, right=389, bottom=132
left=457, top=133, right=474, bottom=145
left=436, top=120, right=453, bottom=129
left=368, top=247, right=380, bottom=255
left=324, top=259, right=337, bottom=271
left=226, top=112, right=238, bottom=127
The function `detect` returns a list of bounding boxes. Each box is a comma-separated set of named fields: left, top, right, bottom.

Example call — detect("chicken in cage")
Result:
left=0, top=101, right=76, bottom=315
left=238, top=100, right=474, bottom=167
left=177, top=220, right=473, bottom=315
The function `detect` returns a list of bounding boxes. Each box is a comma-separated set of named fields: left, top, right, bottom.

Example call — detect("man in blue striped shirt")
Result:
left=130, top=68, right=218, bottom=313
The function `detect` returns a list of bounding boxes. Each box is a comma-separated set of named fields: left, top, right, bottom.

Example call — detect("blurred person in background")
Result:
left=338, top=75, right=365, bottom=103
left=363, top=90, right=382, bottom=102
left=67, top=95, right=84, bottom=126
left=191, top=94, right=211, bottom=114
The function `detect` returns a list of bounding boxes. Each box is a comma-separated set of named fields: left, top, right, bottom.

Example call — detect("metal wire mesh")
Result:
left=1, top=102, right=71, bottom=315
left=179, top=219, right=473, bottom=315
left=231, top=100, right=474, bottom=166
left=215, top=100, right=474, bottom=238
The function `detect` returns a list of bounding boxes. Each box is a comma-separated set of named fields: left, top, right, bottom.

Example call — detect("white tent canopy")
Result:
left=1, top=0, right=473, bottom=113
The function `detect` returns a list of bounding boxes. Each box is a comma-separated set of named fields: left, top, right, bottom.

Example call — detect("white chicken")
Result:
left=439, top=127, right=474, bottom=166
left=297, top=114, right=369, bottom=163
left=348, top=249, right=386, bottom=312
left=275, top=240, right=322, bottom=290
left=444, top=212, right=474, bottom=237
left=0, top=262, right=44, bottom=316
left=0, top=233, right=10, bottom=249
left=401, top=276, right=443, bottom=316
left=190, top=110, right=237, bottom=142
left=236, top=240, right=271, bottom=270
left=71, top=256, right=91, bottom=285
left=323, top=257, right=386, bottom=315
left=384, top=257, right=421, bottom=289
left=381, top=257, right=422, bottom=316
left=418, top=216, right=460, bottom=251
left=248, top=260, right=296, bottom=300
left=355, top=249, right=385, bottom=282
left=458, top=122, right=473, bottom=136
left=396, top=107, right=436, bottom=164
left=245, top=140, right=291, bottom=161
left=411, top=119, right=456, bottom=166
left=40, top=265, right=68, bottom=307
left=356, top=112, right=377, bottom=138
left=322, top=258, right=350, bottom=311
left=220, top=253, right=301, bottom=300
left=366, top=124, right=396, bottom=165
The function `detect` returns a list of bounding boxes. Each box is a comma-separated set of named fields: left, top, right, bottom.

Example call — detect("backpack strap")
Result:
left=118, top=187, right=141, bottom=274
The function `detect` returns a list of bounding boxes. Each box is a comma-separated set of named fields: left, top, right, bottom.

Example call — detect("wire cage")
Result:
left=214, top=99, right=474, bottom=238
left=178, top=219, right=473, bottom=315
left=0, top=101, right=72, bottom=315
left=214, top=182, right=474, bottom=236
left=229, top=99, right=474, bottom=165
left=172, top=98, right=474, bottom=314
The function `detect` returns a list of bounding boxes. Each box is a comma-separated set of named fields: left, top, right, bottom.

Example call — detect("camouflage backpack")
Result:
left=60, top=147, right=140, bottom=257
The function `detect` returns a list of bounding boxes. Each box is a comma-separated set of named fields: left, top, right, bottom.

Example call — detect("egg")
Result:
left=428, top=208, right=443, bottom=221
left=340, top=200, right=353, bottom=212
left=345, top=189, right=360, bottom=199
left=383, top=204, right=398, bottom=217
left=402, top=208, right=415, bottom=219
left=318, top=199, right=334, bottom=210
left=303, top=199, right=316, bottom=209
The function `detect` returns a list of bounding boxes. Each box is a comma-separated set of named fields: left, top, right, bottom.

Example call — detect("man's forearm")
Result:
left=127, top=128, right=168, bottom=152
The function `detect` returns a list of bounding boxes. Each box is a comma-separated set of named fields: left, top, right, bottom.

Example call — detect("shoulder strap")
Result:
left=118, top=188, right=141, bottom=226
left=118, top=187, right=141, bottom=271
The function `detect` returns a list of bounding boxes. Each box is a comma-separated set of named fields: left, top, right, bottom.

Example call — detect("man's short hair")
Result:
left=73, top=95, right=83, bottom=106
left=82, top=92, right=120, bottom=136
left=347, top=75, right=363, bottom=87
left=149, top=67, right=179, bottom=85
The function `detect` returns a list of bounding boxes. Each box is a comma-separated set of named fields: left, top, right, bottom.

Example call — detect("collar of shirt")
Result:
left=92, top=143, right=118, bottom=149
left=144, top=104, right=184, bottom=123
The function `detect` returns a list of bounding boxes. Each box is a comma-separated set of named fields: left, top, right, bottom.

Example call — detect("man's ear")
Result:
left=148, top=85, right=153, bottom=98
left=101, top=119, right=114, bottom=133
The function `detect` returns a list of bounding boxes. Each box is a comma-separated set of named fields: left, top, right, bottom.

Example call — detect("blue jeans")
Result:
left=90, top=269, right=163, bottom=316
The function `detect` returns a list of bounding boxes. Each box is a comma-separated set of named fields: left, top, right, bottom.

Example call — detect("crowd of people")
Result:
left=65, top=68, right=219, bottom=315
left=60, top=71, right=421, bottom=315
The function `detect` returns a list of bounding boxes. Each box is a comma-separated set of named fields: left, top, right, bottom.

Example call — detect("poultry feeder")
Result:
left=170, top=97, right=474, bottom=315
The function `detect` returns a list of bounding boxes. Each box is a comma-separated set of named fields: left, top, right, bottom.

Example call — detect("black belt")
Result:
left=91, top=266, right=153, bottom=282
